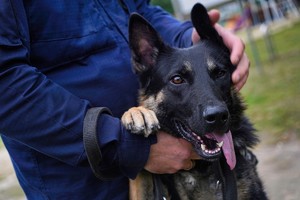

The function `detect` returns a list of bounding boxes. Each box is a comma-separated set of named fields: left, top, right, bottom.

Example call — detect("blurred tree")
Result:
left=151, top=0, right=174, bottom=14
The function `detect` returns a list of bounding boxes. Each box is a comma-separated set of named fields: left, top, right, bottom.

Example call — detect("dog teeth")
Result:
left=197, top=134, right=222, bottom=154
left=217, top=141, right=224, bottom=148
left=192, top=132, right=203, bottom=142
left=201, top=143, right=221, bottom=154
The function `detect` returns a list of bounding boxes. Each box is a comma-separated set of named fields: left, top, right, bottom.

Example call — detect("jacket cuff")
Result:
left=97, top=113, right=157, bottom=179
left=118, top=126, right=157, bottom=179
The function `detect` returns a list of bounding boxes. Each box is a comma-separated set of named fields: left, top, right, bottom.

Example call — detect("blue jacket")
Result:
left=0, top=0, right=193, bottom=199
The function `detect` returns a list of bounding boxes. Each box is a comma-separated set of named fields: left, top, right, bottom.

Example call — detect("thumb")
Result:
left=208, top=9, right=220, bottom=25
left=192, top=9, right=221, bottom=44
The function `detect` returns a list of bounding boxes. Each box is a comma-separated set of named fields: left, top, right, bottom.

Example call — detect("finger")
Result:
left=183, top=160, right=196, bottom=171
left=208, top=9, right=220, bottom=24
left=191, top=28, right=200, bottom=44
left=214, top=24, right=249, bottom=90
left=232, top=53, right=250, bottom=90
left=234, top=73, right=248, bottom=91
left=230, top=38, right=245, bottom=65
left=190, top=151, right=201, bottom=160
left=214, top=24, right=245, bottom=65
left=177, top=137, right=202, bottom=160
left=192, top=10, right=220, bottom=44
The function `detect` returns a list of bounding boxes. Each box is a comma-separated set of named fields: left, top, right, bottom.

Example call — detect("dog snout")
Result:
left=203, top=105, right=229, bottom=132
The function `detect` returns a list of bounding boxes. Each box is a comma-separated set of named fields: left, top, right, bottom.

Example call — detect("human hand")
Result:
left=191, top=10, right=250, bottom=91
left=144, top=131, right=200, bottom=174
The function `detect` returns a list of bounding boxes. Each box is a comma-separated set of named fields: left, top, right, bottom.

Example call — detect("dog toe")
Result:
left=121, top=106, right=160, bottom=137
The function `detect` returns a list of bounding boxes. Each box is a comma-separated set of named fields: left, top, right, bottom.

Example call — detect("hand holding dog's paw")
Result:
left=121, top=106, right=160, bottom=137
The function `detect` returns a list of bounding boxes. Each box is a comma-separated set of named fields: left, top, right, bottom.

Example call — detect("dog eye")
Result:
left=170, top=75, right=185, bottom=84
left=215, top=70, right=226, bottom=78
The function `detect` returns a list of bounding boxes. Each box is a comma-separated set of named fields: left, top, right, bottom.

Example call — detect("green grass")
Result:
left=241, top=21, right=300, bottom=142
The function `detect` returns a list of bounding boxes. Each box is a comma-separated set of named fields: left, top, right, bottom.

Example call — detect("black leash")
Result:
left=153, top=160, right=237, bottom=200
left=83, top=107, right=116, bottom=180
left=153, top=174, right=167, bottom=200
left=213, top=158, right=238, bottom=200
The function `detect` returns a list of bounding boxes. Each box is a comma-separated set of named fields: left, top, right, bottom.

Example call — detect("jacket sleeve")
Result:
left=134, top=0, right=194, bottom=48
left=0, top=0, right=90, bottom=166
left=0, top=0, right=151, bottom=179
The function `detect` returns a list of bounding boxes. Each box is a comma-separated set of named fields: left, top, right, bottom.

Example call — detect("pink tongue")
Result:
left=211, top=131, right=236, bottom=170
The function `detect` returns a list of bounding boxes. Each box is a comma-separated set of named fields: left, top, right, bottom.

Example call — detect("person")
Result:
left=0, top=0, right=250, bottom=199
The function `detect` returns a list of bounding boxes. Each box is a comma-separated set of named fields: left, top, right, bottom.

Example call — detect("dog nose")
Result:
left=203, top=106, right=229, bottom=132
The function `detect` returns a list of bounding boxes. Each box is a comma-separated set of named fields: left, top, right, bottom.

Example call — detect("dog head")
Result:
left=129, top=3, right=238, bottom=169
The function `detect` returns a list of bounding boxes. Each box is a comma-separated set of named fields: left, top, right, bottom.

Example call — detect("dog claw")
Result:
left=121, top=106, right=160, bottom=137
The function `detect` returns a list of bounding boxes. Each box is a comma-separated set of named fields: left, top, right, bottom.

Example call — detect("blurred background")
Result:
left=1, top=0, right=299, bottom=199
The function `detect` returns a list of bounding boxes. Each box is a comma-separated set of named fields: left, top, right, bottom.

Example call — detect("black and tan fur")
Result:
left=122, top=3, right=268, bottom=200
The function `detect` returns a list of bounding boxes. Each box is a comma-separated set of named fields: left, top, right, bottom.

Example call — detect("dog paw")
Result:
left=121, top=106, right=160, bottom=137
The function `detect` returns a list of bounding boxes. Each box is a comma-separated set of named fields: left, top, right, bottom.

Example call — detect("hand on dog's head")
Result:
left=128, top=3, right=231, bottom=75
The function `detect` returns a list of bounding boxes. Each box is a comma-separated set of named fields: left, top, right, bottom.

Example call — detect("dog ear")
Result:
left=191, top=3, right=223, bottom=45
left=129, top=13, right=164, bottom=74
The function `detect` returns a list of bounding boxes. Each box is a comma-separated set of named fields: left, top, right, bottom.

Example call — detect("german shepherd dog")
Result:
left=122, top=3, right=268, bottom=200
